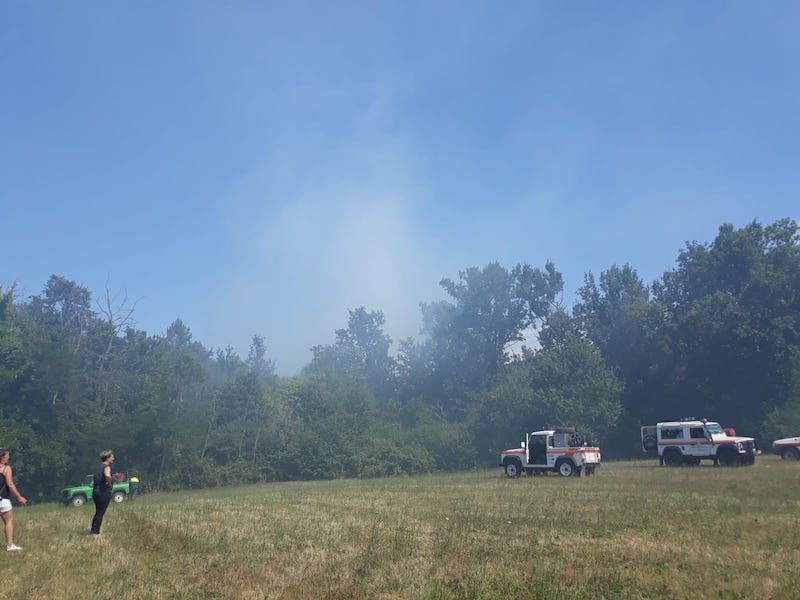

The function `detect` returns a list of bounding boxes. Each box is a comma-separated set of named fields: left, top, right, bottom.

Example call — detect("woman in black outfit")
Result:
left=91, top=450, right=114, bottom=535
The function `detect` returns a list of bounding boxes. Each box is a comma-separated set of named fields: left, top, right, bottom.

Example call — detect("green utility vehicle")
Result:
left=62, top=473, right=139, bottom=506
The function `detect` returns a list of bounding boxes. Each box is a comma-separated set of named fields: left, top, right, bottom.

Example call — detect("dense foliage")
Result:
left=2, top=218, right=799, bottom=500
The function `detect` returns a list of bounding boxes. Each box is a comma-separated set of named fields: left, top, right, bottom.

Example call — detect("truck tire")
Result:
left=70, top=494, right=87, bottom=507
left=643, top=437, right=657, bottom=453
left=781, top=447, right=800, bottom=461
left=504, top=459, right=522, bottom=478
left=663, top=448, right=683, bottom=467
left=718, top=448, right=739, bottom=467
left=112, top=490, right=127, bottom=503
left=556, top=459, right=575, bottom=477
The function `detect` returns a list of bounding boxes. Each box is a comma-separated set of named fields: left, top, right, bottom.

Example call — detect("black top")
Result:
left=0, top=466, right=9, bottom=499
left=93, top=463, right=111, bottom=492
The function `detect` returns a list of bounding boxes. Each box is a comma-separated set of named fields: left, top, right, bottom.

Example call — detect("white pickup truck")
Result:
left=500, top=427, right=601, bottom=477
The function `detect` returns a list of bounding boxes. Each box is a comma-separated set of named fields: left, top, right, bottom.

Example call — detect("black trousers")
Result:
left=91, top=490, right=112, bottom=534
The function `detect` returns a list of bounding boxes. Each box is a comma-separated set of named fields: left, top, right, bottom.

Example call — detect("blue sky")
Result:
left=2, top=2, right=798, bottom=375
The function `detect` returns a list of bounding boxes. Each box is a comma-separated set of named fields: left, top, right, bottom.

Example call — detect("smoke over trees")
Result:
left=2, top=218, right=799, bottom=500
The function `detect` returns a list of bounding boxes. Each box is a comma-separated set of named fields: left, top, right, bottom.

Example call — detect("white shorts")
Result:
left=0, top=498, right=12, bottom=513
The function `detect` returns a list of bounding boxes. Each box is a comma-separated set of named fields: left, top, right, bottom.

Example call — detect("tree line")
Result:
left=2, top=218, right=799, bottom=501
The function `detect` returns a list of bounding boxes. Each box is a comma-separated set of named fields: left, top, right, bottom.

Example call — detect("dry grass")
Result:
left=3, top=456, right=800, bottom=599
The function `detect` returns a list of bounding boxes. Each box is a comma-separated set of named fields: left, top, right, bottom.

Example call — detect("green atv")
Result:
left=62, top=473, right=140, bottom=506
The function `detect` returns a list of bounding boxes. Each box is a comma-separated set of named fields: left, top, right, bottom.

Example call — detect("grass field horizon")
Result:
left=2, top=456, right=799, bottom=599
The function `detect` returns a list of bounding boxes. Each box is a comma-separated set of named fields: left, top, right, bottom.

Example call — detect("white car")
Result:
left=772, top=437, right=800, bottom=460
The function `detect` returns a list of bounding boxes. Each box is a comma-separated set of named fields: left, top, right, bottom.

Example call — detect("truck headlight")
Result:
left=737, top=442, right=743, bottom=451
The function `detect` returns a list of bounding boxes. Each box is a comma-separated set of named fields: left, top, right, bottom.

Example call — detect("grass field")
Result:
left=2, top=455, right=799, bottom=599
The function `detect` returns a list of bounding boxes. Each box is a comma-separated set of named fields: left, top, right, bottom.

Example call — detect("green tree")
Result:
left=307, top=307, right=396, bottom=401
left=211, top=370, right=268, bottom=465
left=271, top=371, right=378, bottom=480
left=33, top=275, right=94, bottom=354
left=0, top=285, right=25, bottom=401
left=137, top=320, right=207, bottom=489
left=247, top=334, right=276, bottom=384
left=415, top=261, right=563, bottom=418
left=436, top=261, right=563, bottom=376
left=573, top=264, right=673, bottom=424
left=652, top=219, right=800, bottom=430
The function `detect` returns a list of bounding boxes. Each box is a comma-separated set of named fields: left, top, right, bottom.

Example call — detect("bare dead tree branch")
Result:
left=95, top=281, right=143, bottom=379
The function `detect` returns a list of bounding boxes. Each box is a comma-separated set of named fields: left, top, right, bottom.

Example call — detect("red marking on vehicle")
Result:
left=658, top=440, right=736, bottom=446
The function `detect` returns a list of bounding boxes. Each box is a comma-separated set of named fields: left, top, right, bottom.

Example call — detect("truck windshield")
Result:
left=706, top=424, right=724, bottom=435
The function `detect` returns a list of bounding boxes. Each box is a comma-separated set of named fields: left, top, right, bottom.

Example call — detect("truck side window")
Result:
left=690, top=427, right=706, bottom=439
left=661, top=428, right=684, bottom=440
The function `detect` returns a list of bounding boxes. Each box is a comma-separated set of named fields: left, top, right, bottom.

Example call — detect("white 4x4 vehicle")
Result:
left=641, top=419, right=758, bottom=466
left=500, top=427, right=601, bottom=478
left=772, top=437, right=800, bottom=460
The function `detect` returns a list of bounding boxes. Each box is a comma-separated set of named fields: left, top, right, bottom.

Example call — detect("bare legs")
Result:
left=1, top=510, right=13, bottom=548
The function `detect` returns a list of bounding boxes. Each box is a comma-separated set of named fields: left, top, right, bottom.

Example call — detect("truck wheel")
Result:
left=643, top=437, right=657, bottom=453
left=557, top=460, right=575, bottom=477
left=504, top=460, right=522, bottom=478
left=112, top=490, right=127, bottom=503
left=718, top=449, right=739, bottom=467
left=71, top=494, right=87, bottom=507
left=663, top=449, right=683, bottom=467
left=781, top=447, right=800, bottom=461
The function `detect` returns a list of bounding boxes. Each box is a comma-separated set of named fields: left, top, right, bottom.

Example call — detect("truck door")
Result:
left=528, top=434, right=548, bottom=466
left=547, top=435, right=556, bottom=467
left=686, top=426, right=713, bottom=459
